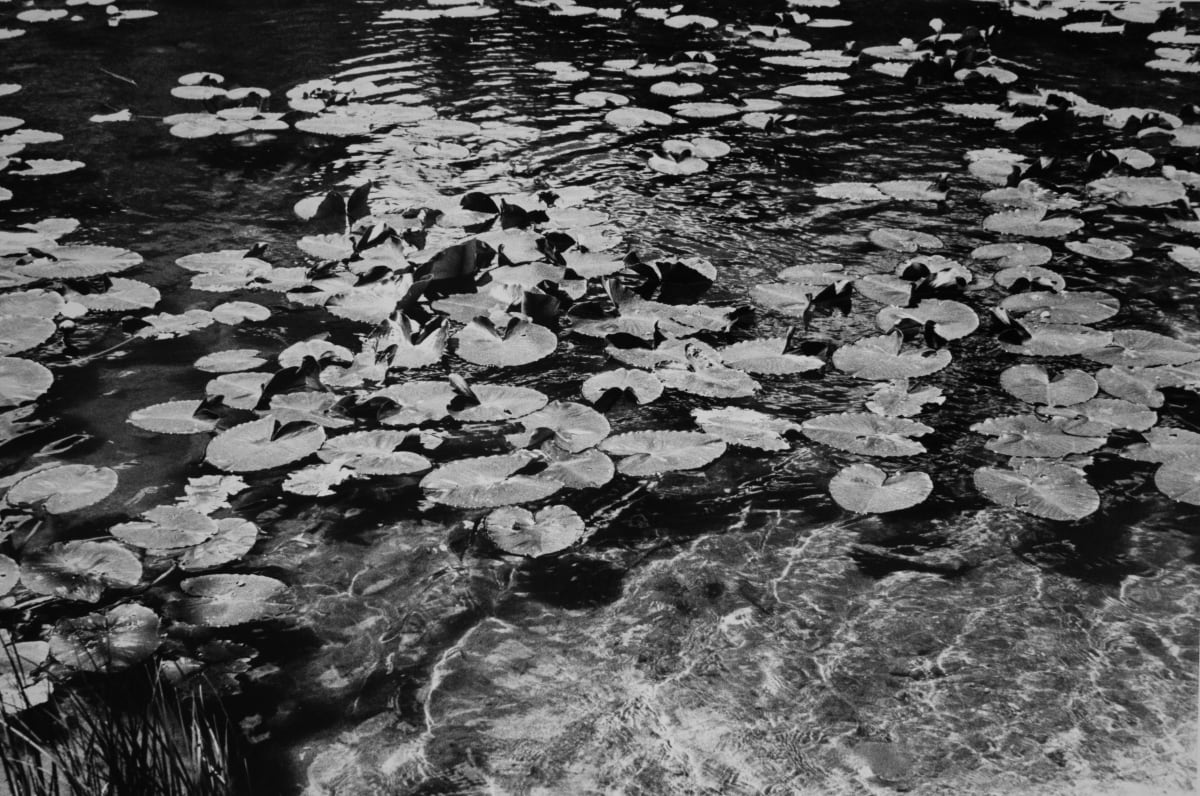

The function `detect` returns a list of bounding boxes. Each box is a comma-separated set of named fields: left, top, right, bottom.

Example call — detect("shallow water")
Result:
left=2, top=0, right=1199, bottom=794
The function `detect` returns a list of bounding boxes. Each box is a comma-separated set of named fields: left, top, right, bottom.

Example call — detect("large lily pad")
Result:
left=1083, top=330, right=1200, bottom=368
left=1087, top=176, right=1186, bottom=207
left=128, top=400, right=220, bottom=434
left=1122, top=427, right=1200, bottom=463
left=49, top=604, right=160, bottom=672
left=999, top=291, right=1119, bottom=325
left=484, top=505, right=587, bottom=557
left=719, top=336, right=824, bottom=374
left=538, top=447, right=615, bottom=489
left=205, top=417, right=326, bottom=472
left=109, top=506, right=219, bottom=550
left=974, top=461, right=1099, bottom=520
left=317, top=430, right=431, bottom=475
left=801, top=413, right=933, bottom=457
left=829, top=463, right=933, bottom=513
left=420, top=452, right=563, bottom=508
left=970, top=414, right=1106, bottom=457
left=0, top=316, right=56, bottom=355
left=999, top=323, right=1113, bottom=357
left=599, top=431, right=726, bottom=476
left=982, top=207, right=1083, bottom=238
left=178, top=518, right=259, bottom=571
left=449, top=384, right=548, bottom=423
left=692, top=407, right=799, bottom=451
left=1154, top=457, right=1200, bottom=505
left=1039, top=398, right=1158, bottom=436
left=655, top=362, right=760, bottom=399
left=869, top=228, right=943, bottom=252
left=581, top=369, right=664, bottom=406
left=19, top=540, right=142, bottom=602
left=454, top=316, right=557, bottom=367
left=999, top=365, right=1098, bottom=406
left=171, top=574, right=290, bottom=627
left=877, top=299, right=978, bottom=340
left=0, top=357, right=52, bottom=408
left=834, top=332, right=952, bottom=380
left=506, top=402, right=610, bottom=453
left=7, top=464, right=118, bottom=513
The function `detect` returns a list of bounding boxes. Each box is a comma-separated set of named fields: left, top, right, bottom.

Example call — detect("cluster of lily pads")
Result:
left=1, top=0, right=154, bottom=33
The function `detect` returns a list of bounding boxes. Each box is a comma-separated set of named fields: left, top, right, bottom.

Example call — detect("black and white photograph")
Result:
left=1, top=0, right=1198, bottom=793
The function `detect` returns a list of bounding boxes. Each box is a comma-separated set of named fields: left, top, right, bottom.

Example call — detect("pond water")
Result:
left=2, top=0, right=1199, bottom=794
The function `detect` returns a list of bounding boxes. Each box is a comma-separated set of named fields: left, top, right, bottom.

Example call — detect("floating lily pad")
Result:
left=484, top=505, right=586, bottom=557
left=1167, top=246, right=1200, bottom=274
left=599, top=430, right=726, bottom=476
left=109, top=506, right=218, bottom=550
left=0, top=316, right=55, bottom=356
left=70, top=277, right=159, bottom=311
left=7, top=464, right=118, bottom=513
left=869, top=228, right=943, bottom=252
left=974, top=461, right=1099, bottom=520
left=877, top=299, right=978, bottom=340
left=126, top=400, right=218, bottom=435
left=982, top=207, right=1083, bottom=238
left=20, top=541, right=142, bottom=603
left=1087, top=176, right=1186, bottom=207
left=1000, top=291, right=1119, bottom=325
left=581, top=369, right=663, bottom=406
left=1096, top=366, right=1164, bottom=408
left=171, top=574, right=290, bottom=627
left=506, top=402, right=610, bottom=453
left=454, top=316, right=557, bottom=367
left=1040, top=398, right=1158, bottom=436
left=1083, top=329, right=1200, bottom=368
left=834, top=332, right=952, bottom=380
left=829, top=463, right=933, bottom=513
left=1155, top=457, right=1200, bottom=505
left=866, top=379, right=945, bottom=417
left=1123, top=427, right=1200, bottom=464
left=448, top=384, right=548, bottom=423
left=0, top=634, right=50, bottom=714
left=538, top=447, right=615, bottom=489
left=283, top=462, right=353, bottom=496
left=970, top=414, right=1106, bottom=457
left=1000, top=365, right=1098, bottom=406
left=692, top=407, right=799, bottom=451
left=177, top=518, right=259, bottom=571
left=0, top=357, right=52, bottom=408
left=655, top=361, right=760, bottom=398
left=0, top=554, right=17, bottom=597
left=194, top=349, right=267, bottom=373
left=14, top=159, right=85, bottom=177
left=49, top=604, right=160, bottom=672
left=205, top=417, right=325, bottom=473
left=1065, top=238, right=1133, bottom=262
left=604, top=107, right=674, bottom=129
left=970, top=242, right=1052, bottom=268
left=672, top=102, right=741, bottom=119
left=802, top=413, right=932, bottom=457
left=719, top=336, right=823, bottom=374
left=420, top=452, right=563, bottom=508
left=317, top=430, right=431, bottom=475
left=999, top=322, right=1113, bottom=357
left=212, top=301, right=270, bottom=325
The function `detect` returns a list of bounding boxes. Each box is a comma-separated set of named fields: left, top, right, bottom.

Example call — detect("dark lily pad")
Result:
left=999, top=365, right=1098, bottom=406
left=20, top=540, right=142, bottom=603
left=802, top=413, right=933, bottom=457
left=49, top=604, right=160, bottom=672
left=420, top=452, right=563, bottom=508
left=692, top=407, right=799, bottom=451
left=599, top=430, right=726, bottom=476
left=484, top=505, right=587, bottom=557
left=974, top=461, right=1099, bottom=520
left=7, top=464, right=118, bottom=513
left=205, top=417, right=326, bottom=473
left=834, top=332, right=952, bottom=380
left=970, top=414, right=1106, bottom=457
left=829, top=463, right=933, bottom=513
left=171, top=574, right=290, bottom=627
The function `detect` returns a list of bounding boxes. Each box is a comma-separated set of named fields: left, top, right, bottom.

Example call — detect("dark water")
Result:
left=2, top=0, right=1198, bottom=794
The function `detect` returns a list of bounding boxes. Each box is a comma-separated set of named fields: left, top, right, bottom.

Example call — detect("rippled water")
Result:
left=3, top=0, right=1199, bottom=793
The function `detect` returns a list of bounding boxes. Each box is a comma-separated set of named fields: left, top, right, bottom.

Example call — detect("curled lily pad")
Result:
left=205, top=417, right=326, bottom=472
left=869, top=228, right=943, bottom=253
left=109, top=506, right=218, bottom=550
left=866, top=380, right=945, bottom=417
left=539, top=447, right=615, bottom=489
left=802, top=413, right=932, bottom=457
left=484, top=505, right=586, bottom=556
left=178, top=518, right=259, bottom=571
left=877, top=299, right=978, bottom=340
left=599, top=431, right=726, bottom=476
left=128, top=400, right=220, bottom=434
left=317, top=430, right=431, bottom=475
left=506, top=402, right=610, bottom=453
left=1155, top=457, right=1200, bottom=505
left=20, top=541, right=142, bottom=603
left=975, top=460, right=1098, bottom=520
left=692, top=407, right=799, bottom=451
left=1000, top=365, right=1098, bottom=406
left=171, top=574, right=290, bottom=627
left=829, top=463, right=933, bottom=513
left=834, top=332, right=951, bottom=380
left=454, top=316, right=557, bottom=367
left=49, top=604, right=160, bottom=672
left=1000, top=291, right=1119, bottom=325
left=582, top=369, right=663, bottom=406
left=970, top=415, right=1106, bottom=457
left=7, top=464, right=118, bottom=513
left=420, top=451, right=563, bottom=508
left=1083, top=330, right=1200, bottom=368
left=0, top=357, right=52, bottom=408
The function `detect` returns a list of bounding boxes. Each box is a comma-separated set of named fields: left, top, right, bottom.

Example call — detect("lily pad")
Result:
left=970, top=242, right=1052, bottom=268
left=420, top=451, right=563, bottom=508
left=70, top=277, right=159, bottom=311
left=49, top=604, right=160, bottom=672
left=1065, top=238, right=1133, bottom=262
left=999, top=365, right=1098, bottom=406
left=449, top=384, right=548, bottom=423
left=0, top=357, right=53, bottom=408
left=692, top=407, right=799, bottom=451
left=599, top=430, right=726, bottom=476
left=834, top=332, right=952, bottom=380
left=581, top=369, right=663, bottom=406
left=655, top=361, right=760, bottom=398
left=604, top=107, right=674, bottom=129
left=484, top=505, right=587, bottom=556
left=982, top=207, right=1083, bottom=238
left=801, top=413, right=933, bottom=457
left=128, top=400, right=220, bottom=435
left=1083, top=330, right=1200, bottom=368
left=0, top=554, right=17, bottom=597
left=974, top=461, right=1099, bottom=520
left=506, top=402, right=610, bottom=453
left=1087, top=176, right=1186, bottom=207
left=317, top=430, right=431, bottom=475
left=999, top=291, right=1119, bottom=325
left=194, top=349, right=267, bottom=373
left=970, top=414, right=1106, bottom=457
left=1155, top=457, right=1200, bottom=505
left=829, top=463, right=933, bottom=513
left=109, top=506, right=218, bottom=550
left=877, top=299, right=978, bottom=340
left=869, top=228, right=943, bottom=253
left=719, top=336, right=824, bottom=374
left=1122, top=427, right=1200, bottom=463
left=539, top=447, right=615, bottom=489
left=19, top=540, right=142, bottom=603
left=0, top=316, right=56, bottom=355
left=999, top=323, right=1113, bottom=357
left=7, top=464, right=118, bottom=513
left=1096, top=366, right=1164, bottom=408
left=454, top=316, right=557, bottom=367
left=171, top=574, right=290, bottom=627
left=1039, top=398, right=1158, bottom=436
left=176, top=518, right=259, bottom=571
left=866, top=380, right=945, bottom=417
left=205, top=417, right=326, bottom=472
